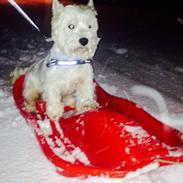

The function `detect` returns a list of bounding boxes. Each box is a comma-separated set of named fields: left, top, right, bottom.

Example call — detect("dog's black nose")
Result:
left=79, top=38, right=88, bottom=46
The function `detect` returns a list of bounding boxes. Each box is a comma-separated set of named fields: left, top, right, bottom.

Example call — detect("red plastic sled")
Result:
left=13, top=75, right=183, bottom=178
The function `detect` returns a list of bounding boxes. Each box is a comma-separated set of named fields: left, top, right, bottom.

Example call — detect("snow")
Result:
left=38, top=118, right=53, bottom=135
left=131, top=85, right=170, bottom=125
left=110, top=46, right=128, bottom=55
left=1, top=77, right=183, bottom=183
left=124, top=125, right=149, bottom=139
left=37, top=117, right=90, bottom=165
left=124, top=163, right=159, bottom=179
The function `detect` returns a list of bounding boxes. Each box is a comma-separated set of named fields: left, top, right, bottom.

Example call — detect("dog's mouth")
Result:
left=73, top=47, right=90, bottom=57
left=74, top=47, right=89, bottom=52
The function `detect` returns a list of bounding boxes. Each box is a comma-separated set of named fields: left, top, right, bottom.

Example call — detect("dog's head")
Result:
left=51, top=0, right=100, bottom=60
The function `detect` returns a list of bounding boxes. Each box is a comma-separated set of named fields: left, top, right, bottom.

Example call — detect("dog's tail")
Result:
left=9, top=67, right=27, bottom=85
left=131, top=85, right=170, bottom=124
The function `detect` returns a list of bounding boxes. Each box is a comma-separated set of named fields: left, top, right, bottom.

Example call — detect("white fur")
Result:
left=23, top=0, right=99, bottom=120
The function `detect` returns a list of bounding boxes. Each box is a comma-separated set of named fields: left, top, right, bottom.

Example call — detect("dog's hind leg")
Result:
left=23, top=79, right=40, bottom=113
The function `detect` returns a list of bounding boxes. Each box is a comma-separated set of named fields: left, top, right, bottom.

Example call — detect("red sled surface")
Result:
left=13, top=75, right=183, bottom=178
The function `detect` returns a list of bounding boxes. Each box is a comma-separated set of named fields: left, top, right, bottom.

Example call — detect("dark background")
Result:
left=0, top=0, right=183, bottom=101
left=1, top=0, right=183, bottom=64
left=81, top=0, right=183, bottom=9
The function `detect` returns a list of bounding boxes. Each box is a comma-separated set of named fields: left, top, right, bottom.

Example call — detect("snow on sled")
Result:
left=13, top=75, right=183, bottom=178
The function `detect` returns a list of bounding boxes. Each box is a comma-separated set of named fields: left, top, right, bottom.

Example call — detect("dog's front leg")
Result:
left=43, top=86, right=64, bottom=121
left=76, top=76, right=98, bottom=113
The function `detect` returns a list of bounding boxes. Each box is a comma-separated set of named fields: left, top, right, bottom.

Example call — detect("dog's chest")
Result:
left=45, top=64, right=93, bottom=93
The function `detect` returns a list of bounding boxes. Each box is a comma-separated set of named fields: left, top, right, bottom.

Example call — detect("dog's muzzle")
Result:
left=46, top=58, right=92, bottom=67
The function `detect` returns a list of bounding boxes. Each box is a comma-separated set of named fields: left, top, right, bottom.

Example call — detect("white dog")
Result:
left=23, top=0, right=100, bottom=120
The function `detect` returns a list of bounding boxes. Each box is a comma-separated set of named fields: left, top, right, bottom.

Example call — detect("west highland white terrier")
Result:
left=23, top=0, right=100, bottom=120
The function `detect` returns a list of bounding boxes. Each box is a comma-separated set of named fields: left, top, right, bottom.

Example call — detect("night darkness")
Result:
left=0, top=0, right=183, bottom=98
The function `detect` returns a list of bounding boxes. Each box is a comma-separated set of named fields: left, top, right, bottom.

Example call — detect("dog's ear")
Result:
left=87, top=0, right=95, bottom=9
left=87, top=0, right=97, bottom=14
left=52, top=0, right=63, bottom=16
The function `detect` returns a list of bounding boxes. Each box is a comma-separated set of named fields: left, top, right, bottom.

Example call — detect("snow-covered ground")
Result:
left=0, top=5, right=183, bottom=183
left=1, top=70, right=183, bottom=183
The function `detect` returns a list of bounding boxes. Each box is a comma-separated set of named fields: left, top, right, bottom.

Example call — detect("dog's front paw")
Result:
left=77, top=101, right=99, bottom=113
left=46, top=104, right=64, bottom=121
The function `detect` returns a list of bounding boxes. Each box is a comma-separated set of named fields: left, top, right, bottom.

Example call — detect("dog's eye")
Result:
left=68, top=24, right=75, bottom=30
left=88, top=25, right=92, bottom=29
